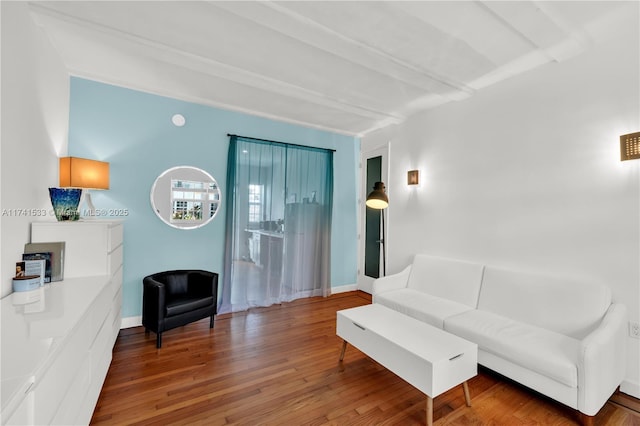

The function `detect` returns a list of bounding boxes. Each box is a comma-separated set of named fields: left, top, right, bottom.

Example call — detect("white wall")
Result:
left=1, top=2, right=70, bottom=297
left=362, top=7, right=640, bottom=397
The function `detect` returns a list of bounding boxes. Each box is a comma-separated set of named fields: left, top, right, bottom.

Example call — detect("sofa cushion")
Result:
left=375, top=288, right=473, bottom=329
left=478, top=267, right=612, bottom=339
left=445, top=309, right=580, bottom=387
left=406, top=254, right=485, bottom=308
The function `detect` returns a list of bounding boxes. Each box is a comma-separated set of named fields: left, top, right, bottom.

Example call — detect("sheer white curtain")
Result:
left=220, top=136, right=333, bottom=313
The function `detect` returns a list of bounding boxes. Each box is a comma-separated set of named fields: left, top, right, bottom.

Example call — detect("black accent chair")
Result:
left=142, top=270, right=218, bottom=348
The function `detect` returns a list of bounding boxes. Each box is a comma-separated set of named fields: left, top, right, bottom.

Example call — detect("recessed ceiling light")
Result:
left=171, top=114, right=186, bottom=127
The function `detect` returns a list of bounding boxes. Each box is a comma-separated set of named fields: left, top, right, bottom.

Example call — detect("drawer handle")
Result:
left=352, top=322, right=366, bottom=331
left=449, top=353, right=464, bottom=361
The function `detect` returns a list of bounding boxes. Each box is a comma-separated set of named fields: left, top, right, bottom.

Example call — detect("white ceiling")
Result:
left=28, top=1, right=631, bottom=137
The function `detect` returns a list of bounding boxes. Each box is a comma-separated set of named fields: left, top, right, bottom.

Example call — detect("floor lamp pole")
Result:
left=381, top=208, right=386, bottom=277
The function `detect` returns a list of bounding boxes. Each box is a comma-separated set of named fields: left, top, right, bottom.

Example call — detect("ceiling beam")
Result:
left=478, top=0, right=589, bottom=63
left=29, top=2, right=404, bottom=129
left=221, top=1, right=474, bottom=101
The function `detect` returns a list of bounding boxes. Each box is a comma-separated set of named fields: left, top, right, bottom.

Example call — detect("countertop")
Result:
left=1, top=275, right=110, bottom=416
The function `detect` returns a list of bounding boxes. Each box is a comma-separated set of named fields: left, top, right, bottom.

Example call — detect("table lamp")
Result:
left=58, top=156, right=110, bottom=219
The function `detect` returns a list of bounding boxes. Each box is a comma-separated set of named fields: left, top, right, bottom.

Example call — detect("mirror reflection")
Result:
left=150, top=166, right=221, bottom=229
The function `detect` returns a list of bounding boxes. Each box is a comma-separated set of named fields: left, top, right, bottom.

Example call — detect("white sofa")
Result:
left=372, top=254, right=627, bottom=421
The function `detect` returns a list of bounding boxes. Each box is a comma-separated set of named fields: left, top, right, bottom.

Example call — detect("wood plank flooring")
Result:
left=91, top=292, right=640, bottom=425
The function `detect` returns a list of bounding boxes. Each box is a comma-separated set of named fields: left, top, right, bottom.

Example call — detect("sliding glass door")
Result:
left=220, top=136, right=333, bottom=313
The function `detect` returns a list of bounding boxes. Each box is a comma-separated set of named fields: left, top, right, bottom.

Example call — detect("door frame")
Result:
left=357, top=143, right=390, bottom=294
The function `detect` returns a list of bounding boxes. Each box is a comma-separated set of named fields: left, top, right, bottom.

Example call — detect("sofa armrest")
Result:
left=372, top=265, right=412, bottom=300
left=577, top=303, right=627, bottom=415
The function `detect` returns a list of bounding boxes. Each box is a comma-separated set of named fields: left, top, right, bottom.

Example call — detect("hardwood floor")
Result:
left=92, top=292, right=639, bottom=425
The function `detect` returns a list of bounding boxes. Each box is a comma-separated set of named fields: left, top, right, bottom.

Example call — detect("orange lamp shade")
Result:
left=59, top=157, right=110, bottom=190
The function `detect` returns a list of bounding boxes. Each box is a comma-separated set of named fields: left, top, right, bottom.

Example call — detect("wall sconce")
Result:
left=407, top=170, right=419, bottom=186
left=59, top=157, right=110, bottom=218
left=620, top=132, right=640, bottom=161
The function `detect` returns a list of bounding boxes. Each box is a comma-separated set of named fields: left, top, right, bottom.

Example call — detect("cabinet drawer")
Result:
left=108, top=223, right=123, bottom=253
left=92, top=313, right=114, bottom=366
left=108, top=245, right=123, bottom=277
left=104, top=269, right=122, bottom=303
left=111, top=286, right=123, bottom=335
left=92, top=287, right=112, bottom=341
left=50, top=356, right=91, bottom=425
left=33, top=320, right=92, bottom=424
left=112, top=279, right=123, bottom=305
left=76, top=348, right=111, bottom=426
left=5, top=388, right=34, bottom=426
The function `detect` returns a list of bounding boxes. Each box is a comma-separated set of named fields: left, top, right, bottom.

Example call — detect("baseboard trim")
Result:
left=621, top=379, right=640, bottom=399
left=331, top=283, right=358, bottom=294
left=121, top=315, right=142, bottom=329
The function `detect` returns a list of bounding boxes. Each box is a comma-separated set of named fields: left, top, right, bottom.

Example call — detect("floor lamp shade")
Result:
left=365, top=181, right=389, bottom=209
left=59, top=157, right=110, bottom=190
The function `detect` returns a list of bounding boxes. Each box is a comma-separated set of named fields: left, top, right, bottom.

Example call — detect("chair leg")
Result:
left=156, top=332, right=162, bottom=348
left=210, top=315, right=215, bottom=328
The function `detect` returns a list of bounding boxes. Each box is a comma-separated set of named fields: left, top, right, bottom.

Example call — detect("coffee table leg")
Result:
left=426, top=396, right=433, bottom=426
left=339, top=340, right=348, bottom=361
left=463, top=381, right=472, bottom=406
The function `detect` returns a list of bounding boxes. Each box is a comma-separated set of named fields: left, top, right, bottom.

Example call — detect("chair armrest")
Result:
left=577, top=303, right=627, bottom=415
left=143, top=276, right=166, bottom=323
left=372, top=264, right=412, bottom=301
left=186, top=270, right=218, bottom=298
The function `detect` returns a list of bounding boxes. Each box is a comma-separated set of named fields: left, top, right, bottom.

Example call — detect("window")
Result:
left=171, top=179, right=218, bottom=223
left=248, top=184, right=263, bottom=223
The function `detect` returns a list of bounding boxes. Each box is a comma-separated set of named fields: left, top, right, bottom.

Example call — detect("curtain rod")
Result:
left=227, top=134, right=336, bottom=152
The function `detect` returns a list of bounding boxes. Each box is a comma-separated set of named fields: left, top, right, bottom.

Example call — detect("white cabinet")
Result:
left=31, top=221, right=123, bottom=279
left=1, top=221, right=123, bottom=425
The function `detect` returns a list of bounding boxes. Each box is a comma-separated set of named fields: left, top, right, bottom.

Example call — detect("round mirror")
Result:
left=150, top=166, right=221, bottom=229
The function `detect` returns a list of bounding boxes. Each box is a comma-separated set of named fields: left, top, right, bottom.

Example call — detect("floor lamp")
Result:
left=366, top=181, right=389, bottom=277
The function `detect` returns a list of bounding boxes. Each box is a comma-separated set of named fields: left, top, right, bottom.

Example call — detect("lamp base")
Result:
left=79, top=190, right=98, bottom=219
left=48, top=188, right=81, bottom=221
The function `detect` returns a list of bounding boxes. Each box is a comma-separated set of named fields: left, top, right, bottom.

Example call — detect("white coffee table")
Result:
left=337, top=304, right=477, bottom=425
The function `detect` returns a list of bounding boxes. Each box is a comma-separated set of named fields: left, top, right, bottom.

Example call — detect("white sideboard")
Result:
left=1, top=221, right=123, bottom=425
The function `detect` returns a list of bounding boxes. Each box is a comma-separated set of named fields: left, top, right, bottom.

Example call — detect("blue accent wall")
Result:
left=68, top=77, right=359, bottom=318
